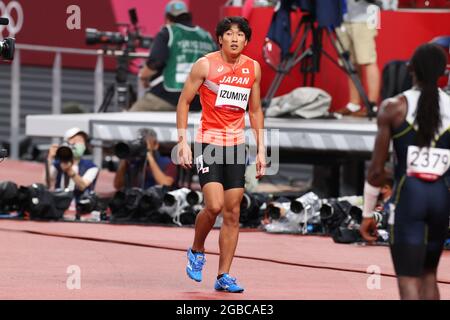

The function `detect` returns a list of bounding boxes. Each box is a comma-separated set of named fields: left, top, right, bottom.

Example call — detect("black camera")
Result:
left=76, top=191, right=109, bottom=220
left=0, top=181, right=18, bottom=213
left=55, top=143, right=74, bottom=163
left=0, top=148, right=7, bottom=162
left=240, top=192, right=267, bottom=226
left=0, top=181, right=73, bottom=220
left=0, top=37, right=15, bottom=61
left=320, top=200, right=365, bottom=244
left=86, top=28, right=152, bottom=50
left=114, top=138, right=147, bottom=160
left=85, top=9, right=152, bottom=50
left=0, top=18, right=15, bottom=61
left=110, top=186, right=165, bottom=223
left=85, top=9, right=153, bottom=112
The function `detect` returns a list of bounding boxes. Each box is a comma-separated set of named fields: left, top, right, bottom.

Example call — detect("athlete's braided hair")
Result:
left=410, top=43, right=447, bottom=147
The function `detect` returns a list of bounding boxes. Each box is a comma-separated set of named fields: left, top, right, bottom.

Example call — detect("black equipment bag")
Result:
left=381, top=60, right=413, bottom=100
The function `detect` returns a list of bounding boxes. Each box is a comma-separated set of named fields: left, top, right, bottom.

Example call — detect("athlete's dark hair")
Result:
left=215, top=16, right=252, bottom=44
left=410, top=43, right=447, bottom=147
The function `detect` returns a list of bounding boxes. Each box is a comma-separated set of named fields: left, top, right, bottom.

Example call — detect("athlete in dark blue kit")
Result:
left=360, top=43, right=450, bottom=300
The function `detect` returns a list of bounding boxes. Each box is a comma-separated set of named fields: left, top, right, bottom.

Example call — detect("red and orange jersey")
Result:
left=196, top=51, right=256, bottom=146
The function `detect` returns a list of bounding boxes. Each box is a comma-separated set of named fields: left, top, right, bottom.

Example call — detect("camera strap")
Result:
left=64, top=173, right=70, bottom=189
left=141, top=157, right=149, bottom=189
left=45, top=160, right=51, bottom=189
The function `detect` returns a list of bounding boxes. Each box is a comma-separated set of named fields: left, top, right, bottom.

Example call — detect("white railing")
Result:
left=8, top=44, right=148, bottom=160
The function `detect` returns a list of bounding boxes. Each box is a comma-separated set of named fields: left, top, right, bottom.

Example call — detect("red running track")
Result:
left=1, top=220, right=450, bottom=300
left=1, top=160, right=450, bottom=299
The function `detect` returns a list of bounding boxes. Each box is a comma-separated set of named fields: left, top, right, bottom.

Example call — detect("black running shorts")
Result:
left=194, top=143, right=246, bottom=190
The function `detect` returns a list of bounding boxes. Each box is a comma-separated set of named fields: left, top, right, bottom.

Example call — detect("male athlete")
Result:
left=360, top=44, right=449, bottom=300
left=176, top=17, right=266, bottom=293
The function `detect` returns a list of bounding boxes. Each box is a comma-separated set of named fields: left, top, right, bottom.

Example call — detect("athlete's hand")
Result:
left=360, top=217, right=378, bottom=244
left=256, top=150, right=266, bottom=180
left=178, top=142, right=192, bottom=169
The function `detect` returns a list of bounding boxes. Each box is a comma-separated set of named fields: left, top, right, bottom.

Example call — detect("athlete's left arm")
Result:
left=248, top=60, right=266, bottom=179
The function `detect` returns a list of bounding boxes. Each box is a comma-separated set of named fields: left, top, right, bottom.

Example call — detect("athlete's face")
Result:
left=219, top=24, right=248, bottom=56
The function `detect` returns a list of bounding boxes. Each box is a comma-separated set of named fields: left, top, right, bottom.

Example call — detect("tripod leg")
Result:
left=263, top=68, right=286, bottom=108
left=98, top=84, right=115, bottom=113
left=263, top=18, right=313, bottom=108
left=127, top=84, right=137, bottom=110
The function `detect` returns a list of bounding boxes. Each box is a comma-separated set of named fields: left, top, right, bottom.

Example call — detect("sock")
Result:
left=217, top=274, right=226, bottom=280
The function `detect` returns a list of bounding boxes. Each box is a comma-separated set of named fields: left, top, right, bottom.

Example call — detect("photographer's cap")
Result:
left=64, top=127, right=88, bottom=142
left=165, top=0, right=188, bottom=17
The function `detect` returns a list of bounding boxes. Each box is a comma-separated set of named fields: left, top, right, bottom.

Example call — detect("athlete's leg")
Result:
left=192, top=182, right=224, bottom=252
left=390, top=177, right=431, bottom=299
left=218, top=187, right=245, bottom=275
left=420, top=180, right=450, bottom=300
left=419, top=268, right=439, bottom=300
left=397, top=276, right=421, bottom=300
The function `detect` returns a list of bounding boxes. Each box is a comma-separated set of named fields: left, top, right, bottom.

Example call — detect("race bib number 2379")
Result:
left=406, top=146, right=450, bottom=182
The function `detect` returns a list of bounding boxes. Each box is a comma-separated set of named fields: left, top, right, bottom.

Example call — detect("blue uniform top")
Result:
left=391, top=88, right=450, bottom=185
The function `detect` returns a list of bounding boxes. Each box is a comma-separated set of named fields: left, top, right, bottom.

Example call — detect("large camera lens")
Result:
left=114, top=139, right=147, bottom=160
left=55, top=144, right=74, bottom=163
left=0, top=38, right=15, bottom=61
left=77, top=195, right=96, bottom=214
left=114, top=142, right=131, bottom=159
left=139, top=191, right=163, bottom=212
left=85, top=28, right=126, bottom=46
left=267, top=204, right=281, bottom=219
left=186, top=191, right=203, bottom=206
left=0, top=181, right=18, bottom=201
left=163, top=193, right=176, bottom=207
left=290, top=200, right=304, bottom=214
left=320, top=203, right=334, bottom=221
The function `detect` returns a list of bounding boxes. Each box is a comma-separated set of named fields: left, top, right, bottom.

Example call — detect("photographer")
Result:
left=129, top=0, right=216, bottom=112
left=114, top=128, right=177, bottom=190
left=0, top=17, right=14, bottom=61
left=46, top=127, right=99, bottom=199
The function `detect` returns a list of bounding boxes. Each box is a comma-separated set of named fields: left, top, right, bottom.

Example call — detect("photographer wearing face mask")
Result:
left=113, top=128, right=177, bottom=190
left=46, top=127, right=99, bottom=199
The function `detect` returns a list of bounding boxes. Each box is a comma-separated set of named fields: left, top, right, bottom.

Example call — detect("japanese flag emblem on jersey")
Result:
left=242, top=68, right=250, bottom=74
left=406, top=146, right=450, bottom=182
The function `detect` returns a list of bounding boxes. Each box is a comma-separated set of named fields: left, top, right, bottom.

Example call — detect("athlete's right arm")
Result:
left=176, top=57, right=209, bottom=169
left=367, top=100, right=397, bottom=187
left=361, top=99, right=398, bottom=243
